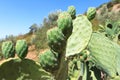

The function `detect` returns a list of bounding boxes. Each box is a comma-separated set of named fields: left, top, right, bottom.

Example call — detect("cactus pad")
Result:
left=87, top=7, right=96, bottom=21
left=47, top=27, right=66, bottom=53
left=87, top=32, right=119, bottom=77
left=2, top=41, right=15, bottom=59
left=57, top=12, right=73, bottom=38
left=67, top=5, right=76, bottom=19
left=15, top=40, right=28, bottom=59
left=39, top=50, right=59, bottom=71
left=0, top=58, right=52, bottom=80
left=66, top=15, right=92, bottom=57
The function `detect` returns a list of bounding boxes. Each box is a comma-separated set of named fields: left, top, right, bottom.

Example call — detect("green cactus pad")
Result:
left=66, top=15, right=92, bottom=57
left=110, top=76, right=120, bottom=80
left=67, top=5, right=76, bottom=19
left=87, top=7, right=96, bottom=21
left=39, top=50, right=59, bottom=72
left=0, top=58, right=52, bottom=80
left=47, top=27, right=66, bottom=53
left=2, top=41, right=15, bottom=59
left=87, top=32, right=120, bottom=77
left=115, top=40, right=120, bottom=75
left=57, top=12, right=73, bottom=38
left=15, top=40, right=28, bottom=59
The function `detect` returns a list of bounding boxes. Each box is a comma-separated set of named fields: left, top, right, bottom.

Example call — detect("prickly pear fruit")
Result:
left=47, top=27, right=66, bottom=53
left=2, top=41, right=15, bottom=59
left=87, top=7, right=96, bottom=21
left=57, top=12, right=73, bottom=38
left=39, top=50, right=59, bottom=72
left=79, top=50, right=89, bottom=62
left=15, top=40, right=28, bottom=59
left=67, top=5, right=76, bottom=19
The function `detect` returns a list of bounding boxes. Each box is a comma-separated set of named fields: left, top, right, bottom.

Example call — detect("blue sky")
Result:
left=0, top=0, right=110, bottom=39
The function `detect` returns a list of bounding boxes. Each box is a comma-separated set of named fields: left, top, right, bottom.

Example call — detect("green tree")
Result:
left=29, top=23, right=38, bottom=34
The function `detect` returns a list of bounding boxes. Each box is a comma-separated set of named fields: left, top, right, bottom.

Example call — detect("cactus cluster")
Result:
left=47, top=27, right=66, bottom=53
left=1, top=5, right=120, bottom=80
left=39, top=6, right=75, bottom=80
left=1, top=39, right=28, bottom=59
left=39, top=50, right=59, bottom=72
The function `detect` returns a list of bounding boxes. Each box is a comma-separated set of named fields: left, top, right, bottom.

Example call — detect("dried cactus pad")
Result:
left=2, top=41, right=15, bottom=59
left=87, top=32, right=120, bottom=77
left=66, top=15, right=92, bottom=57
left=15, top=40, right=28, bottom=59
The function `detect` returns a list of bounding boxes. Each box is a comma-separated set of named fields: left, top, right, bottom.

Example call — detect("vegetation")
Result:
left=38, top=4, right=120, bottom=80
left=0, top=1, right=120, bottom=80
left=33, top=10, right=61, bottom=50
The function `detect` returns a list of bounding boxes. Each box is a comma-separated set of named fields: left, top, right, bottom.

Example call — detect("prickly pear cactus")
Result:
left=2, top=41, right=15, bottom=59
left=87, top=32, right=120, bottom=77
left=39, top=50, right=59, bottom=72
left=67, top=5, right=76, bottom=19
left=47, top=27, right=66, bottom=53
left=15, top=40, right=28, bottom=59
left=66, top=15, right=92, bottom=57
left=57, top=12, right=73, bottom=38
left=86, top=7, right=96, bottom=21
left=0, top=58, right=52, bottom=80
